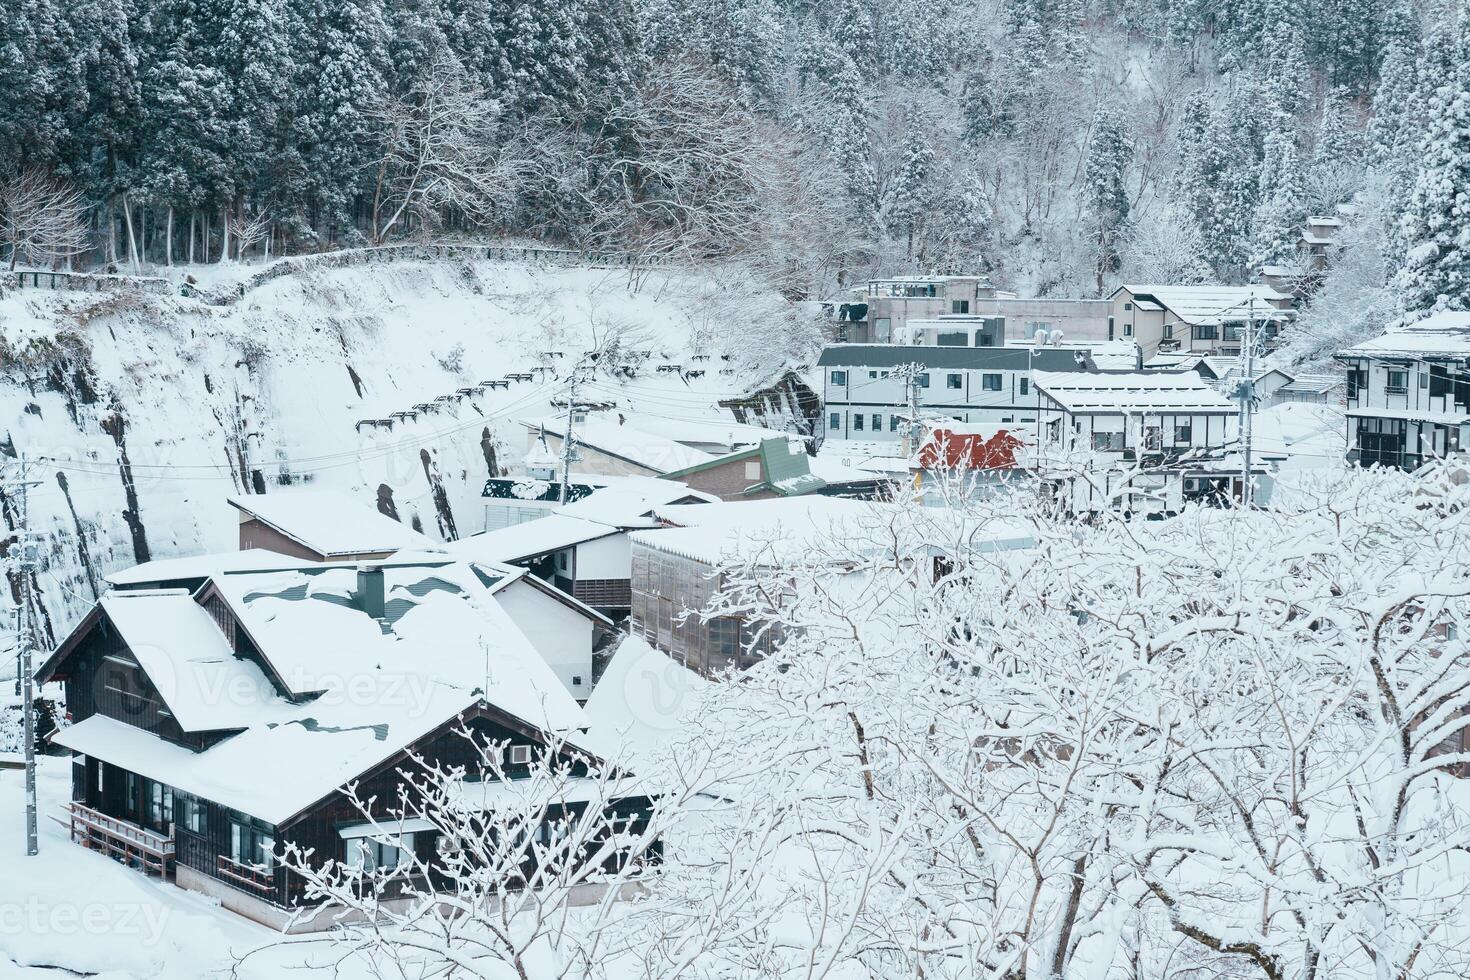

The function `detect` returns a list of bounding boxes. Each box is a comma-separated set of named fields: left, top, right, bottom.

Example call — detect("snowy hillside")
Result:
left=0, top=256, right=817, bottom=659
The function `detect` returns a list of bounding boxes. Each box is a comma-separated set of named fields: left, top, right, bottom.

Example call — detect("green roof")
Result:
left=663, top=438, right=828, bottom=497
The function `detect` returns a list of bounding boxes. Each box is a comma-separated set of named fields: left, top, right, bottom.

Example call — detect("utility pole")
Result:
left=5, top=452, right=42, bottom=857
left=552, top=356, right=602, bottom=506
left=892, top=362, right=924, bottom=458
left=1238, top=297, right=1256, bottom=508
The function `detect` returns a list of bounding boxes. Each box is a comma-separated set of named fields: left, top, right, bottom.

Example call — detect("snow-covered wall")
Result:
left=0, top=256, right=814, bottom=662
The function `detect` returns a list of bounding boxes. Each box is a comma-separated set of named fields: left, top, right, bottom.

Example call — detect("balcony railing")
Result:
left=217, top=854, right=278, bottom=896
left=66, top=802, right=174, bottom=876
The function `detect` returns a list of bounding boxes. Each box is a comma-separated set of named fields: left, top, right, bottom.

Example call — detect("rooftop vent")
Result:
left=356, top=564, right=385, bottom=619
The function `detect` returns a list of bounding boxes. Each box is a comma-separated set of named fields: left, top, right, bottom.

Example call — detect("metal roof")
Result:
left=817, top=344, right=1092, bottom=371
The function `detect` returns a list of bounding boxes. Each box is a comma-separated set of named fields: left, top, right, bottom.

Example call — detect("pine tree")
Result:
left=1396, top=22, right=1470, bottom=314
left=885, top=108, right=936, bottom=259
left=218, top=0, right=292, bottom=203
left=1250, top=125, right=1307, bottom=269
left=1084, top=108, right=1132, bottom=291
left=830, top=0, right=876, bottom=75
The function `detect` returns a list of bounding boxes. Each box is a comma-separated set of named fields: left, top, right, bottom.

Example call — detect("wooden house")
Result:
left=37, top=557, right=654, bottom=931
left=229, top=490, right=433, bottom=562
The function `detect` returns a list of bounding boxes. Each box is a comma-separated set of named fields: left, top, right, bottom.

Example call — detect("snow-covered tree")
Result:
left=0, top=168, right=89, bottom=269
left=1396, top=20, right=1470, bottom=315
left=1083, top=107, right=1132, bottom=292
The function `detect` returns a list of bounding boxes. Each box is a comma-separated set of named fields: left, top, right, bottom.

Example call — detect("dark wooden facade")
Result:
left=43, top=588, right=657, bottom=913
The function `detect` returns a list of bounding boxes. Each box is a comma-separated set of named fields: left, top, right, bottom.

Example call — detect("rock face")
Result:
left=0, top=258, right=816, bottom=657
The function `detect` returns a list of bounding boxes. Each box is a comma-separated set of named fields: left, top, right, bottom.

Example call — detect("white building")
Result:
left=1032, top=370, right=1268, bottom=514
left=818, top=343, right=1093, bottom=443
left=1336, top=311, right=1470, bottom=471
left=1108, top=285, right=1295, bottom=358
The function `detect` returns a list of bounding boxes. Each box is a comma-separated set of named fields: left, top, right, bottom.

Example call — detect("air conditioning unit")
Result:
left=1184, top=478, right=1200, bottom=492
left=436, top=834, right=463, bottom=859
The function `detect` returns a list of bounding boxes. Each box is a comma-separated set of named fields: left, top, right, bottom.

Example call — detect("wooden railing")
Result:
left=217, top=854, right=277, bottom=896
left=67, top=802, right=174, bottom=876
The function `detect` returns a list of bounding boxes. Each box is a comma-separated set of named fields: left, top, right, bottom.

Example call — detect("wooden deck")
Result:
left=66, top=802, right=175, bottom=877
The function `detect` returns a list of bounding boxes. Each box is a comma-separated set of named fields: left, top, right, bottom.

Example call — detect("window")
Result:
left=1223, top=324, right=1242, bottom=342
left=743, top=461, right=762, bottom=480
left=917, top=373, right=929, bottom=388
left=509, top=744, right=533, bottom=766
left=1020, top=378, right=1030, bottom=396
left=889, top=415, right=900, bottom=432
left=952, top=300, right=970, bottom=314
left=1163, top=323, right=1173, bottom=340
left=1144, top=426, right=1162, bottom=450
left=1091, top=431, right=1125, bottom=451
left=147, top=780, right=173, bottom=832
left=1431, top=365, right=1454, bottom=397
left=555, top=550, right=569, bottom=572
left=1175, top=423, right=1192, bottom=444
left=871, top=414, right=882, bottom=430
left=1196, top=324, right=1218, bottom=340
left=1123, top=323, right=1134, bottom=337
left=176, top=793, right=206, bottom=834
left=1387, top=369, right=1408, bottom=394
left=96, top=761, right=104, bottom=793
left=830, top=370, right=847, bottom=386
left=946, top=373, right=963, bottom=390
left=874, top=317, right=892, bottom=341
left=1420, top=372, right=1429, bottom=389
left=868, top=370, right=878, bottom=379
left=1124, top=302, right=1133, bottom=311
left=829, top=413, right=840, bottom=430
left=347, top=834, right=416, bottom=873
left=853, top=414, right=865, bottom=431
left=938, top=331, right=969, bottom=346
left=981, top=374, right=1003, bottom=391
left=1347, top=367, right=1367, bottom=399
left=1002, top=416, right=1014, bottom=423
left=229, top=815, right=276, bottom=868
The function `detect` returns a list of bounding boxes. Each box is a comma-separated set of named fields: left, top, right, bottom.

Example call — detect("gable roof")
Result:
left=1034, top=370, right=1238, bottom=413
left=518, top=417, right=716, bottom=474
left=1115, top=285, right=1294, bottom=326
left=449, top=514, right=622, bottom=565
left=228, top=490, right=433, bottom=557
left=1338, top=311, right=1470, bottom=359
left=105, top=550, right=306, bottom=588
left=554, top=481, right=718, bottom=528
left=662, top=437, right=828, bottom=497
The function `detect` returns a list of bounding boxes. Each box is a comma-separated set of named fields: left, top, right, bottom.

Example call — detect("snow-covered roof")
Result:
left=582, top=635, right=708, bottom=762
left=1307, top=215, right=1343, bottom=227
left=1278, top=373, right=1343, bottom=394
left=1338, top=311, right=1470, bottom=359
left=555, top=481, right=718, bottom=528
left=53, top=684, right=483, bottom=826
left=1034, top=371, right=1238, bottom=413
left=50, top=558, right=593, bottom=824
left=105, top=549, right=305, bottom=587
left=228, top=490, right=434, bottom=558
left=97, top=591, right=285, bottom=732
left=635, top=497, right=884, bottom=565
left=616, top=412, right=789, bottom=452
left=449, top=515, right=622, bottom=564
left=208, top=561, right=585, bottom=734
left=1117, top=285, right=1293, bottom=326
left=519, top=416, right=716, bottom=474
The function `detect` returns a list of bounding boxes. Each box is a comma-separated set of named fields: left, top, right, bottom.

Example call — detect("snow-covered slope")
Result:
left=0, top=256, right=815, bottom=659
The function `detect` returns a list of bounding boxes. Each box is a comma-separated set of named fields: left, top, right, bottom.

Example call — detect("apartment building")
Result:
left=818, top=343, right=1093, bottom=442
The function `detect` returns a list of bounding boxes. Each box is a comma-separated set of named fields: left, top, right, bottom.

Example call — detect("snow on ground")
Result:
left=0, top=256, right=812, bottom=681
left=0, top=757, right=359, bottom=979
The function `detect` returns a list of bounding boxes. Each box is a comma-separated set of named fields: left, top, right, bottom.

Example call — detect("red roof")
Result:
left=916, top=426, right=1025, bottom=471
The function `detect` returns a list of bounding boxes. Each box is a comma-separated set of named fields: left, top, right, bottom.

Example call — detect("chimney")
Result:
left=356, top=564, right=385, bottom=619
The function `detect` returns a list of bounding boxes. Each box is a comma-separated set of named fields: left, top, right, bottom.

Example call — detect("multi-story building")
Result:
left=1031, top=370, right=1270, bottom=514
left=1336, top=311, right=1470, bottom=471
left=817, top=343, right=1094, bottom=443
left=825, top=278, right=1112, bottom=345
left=1108, top=285, right=1294, bottom=358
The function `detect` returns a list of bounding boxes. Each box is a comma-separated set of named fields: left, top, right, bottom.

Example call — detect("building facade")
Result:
left=1337, top=312, right=1470, bottom=471
left=818, top=343, right=1093, bottom=443
left=1032, top=370, right=1262, bottom=514
left=1108, top=285, right=1294, bottom=359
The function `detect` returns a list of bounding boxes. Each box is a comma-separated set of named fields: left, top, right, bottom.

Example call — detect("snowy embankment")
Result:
left=0, top=255, right=817, bottom=686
